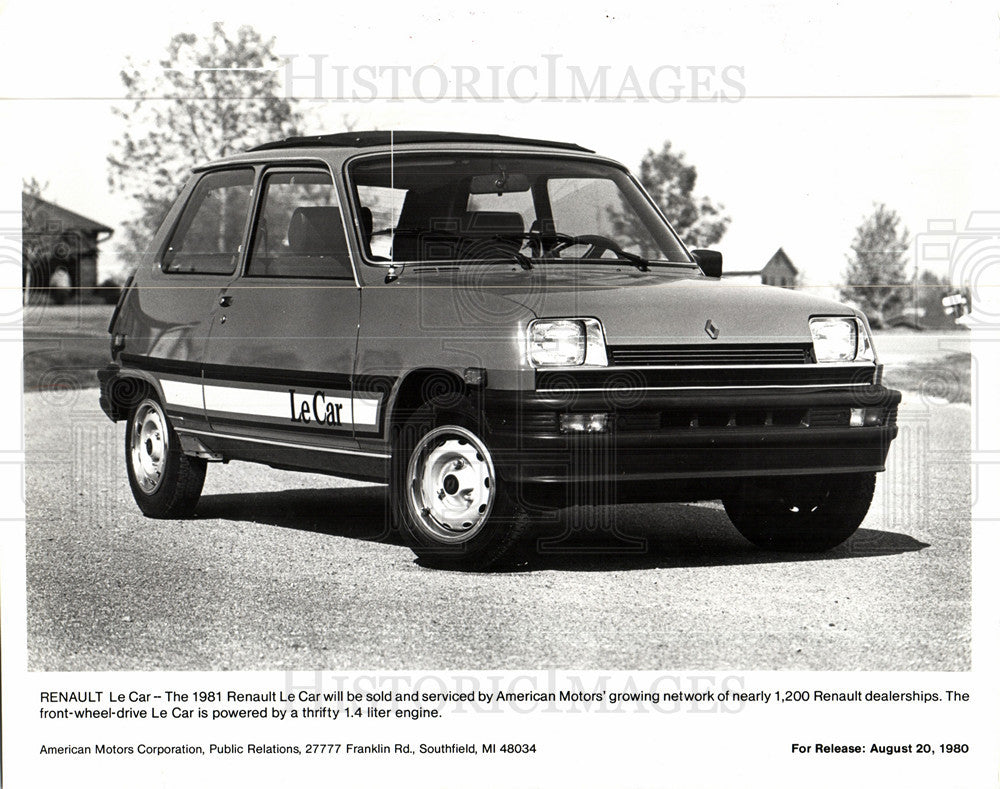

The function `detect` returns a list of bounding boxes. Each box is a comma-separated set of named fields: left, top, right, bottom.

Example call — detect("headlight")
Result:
left=809, top=317, right=876, bottom=363
left=526, top=318, right=608, bottom=367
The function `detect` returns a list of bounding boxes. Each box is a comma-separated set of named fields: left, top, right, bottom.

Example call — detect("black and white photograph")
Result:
left=1, top=0, right=997, bottom=786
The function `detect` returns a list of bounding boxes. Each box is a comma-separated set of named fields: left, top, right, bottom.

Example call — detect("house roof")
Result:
left=763, top=247, right=797, bottom=275
left=22, top=193, right=113, bottom=235
left=248, top=130, right=593, bottom=153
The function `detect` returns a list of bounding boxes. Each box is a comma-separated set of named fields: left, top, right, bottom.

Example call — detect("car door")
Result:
left=199, top=165, right=373, bottom=466
left=123, top=167, right=255, bottom=434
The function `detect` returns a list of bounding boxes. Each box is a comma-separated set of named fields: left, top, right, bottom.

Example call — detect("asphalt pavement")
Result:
left=24, top=372, right=970, bottom=671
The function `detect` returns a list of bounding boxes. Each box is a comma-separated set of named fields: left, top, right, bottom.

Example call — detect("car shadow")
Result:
left=514, top=513, right=929, bottom=572
left=194, top=487, right=929, bottom=572
left=196, top=485, right=401, bottom=544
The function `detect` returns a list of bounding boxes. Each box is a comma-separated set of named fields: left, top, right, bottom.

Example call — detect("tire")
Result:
left=125, top=396, right=206, bottom=518
left=391, top=399, right=529, bottom=570
left=722, top=472, right=876, bottom=552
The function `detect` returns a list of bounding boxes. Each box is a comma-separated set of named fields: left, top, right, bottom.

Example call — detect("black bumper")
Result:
left=482, top=385, right=901, bottom=501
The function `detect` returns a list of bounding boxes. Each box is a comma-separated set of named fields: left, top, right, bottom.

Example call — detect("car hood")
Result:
left=489, top=269, right=856, bottom=345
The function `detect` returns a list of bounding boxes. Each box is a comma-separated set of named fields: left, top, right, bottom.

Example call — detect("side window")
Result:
left=247, top=170, right=352, bottom=279
left=162, top=169, right=254, bottom=274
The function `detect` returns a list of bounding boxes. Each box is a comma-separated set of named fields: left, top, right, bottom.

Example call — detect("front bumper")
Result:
left=482, top=384, right=901, bottom=502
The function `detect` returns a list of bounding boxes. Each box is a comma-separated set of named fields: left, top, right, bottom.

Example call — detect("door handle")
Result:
left=219, top=295, right=233, bottom=307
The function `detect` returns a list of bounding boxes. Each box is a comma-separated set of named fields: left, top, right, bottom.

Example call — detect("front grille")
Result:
left=537, top=365, right=876, bottom=390
left=609, top=343, right=813, bottom=366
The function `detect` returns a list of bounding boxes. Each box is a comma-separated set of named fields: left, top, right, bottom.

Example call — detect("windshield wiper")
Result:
left=479, top=233, right=532, bottom=269
left=491, top=231, right=654, bottom=271
left=608, top=248, right=650, bottom=272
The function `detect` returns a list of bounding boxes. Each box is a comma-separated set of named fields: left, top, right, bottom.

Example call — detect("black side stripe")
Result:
left=120, top=353, right=199, bottom=378
left=120, top=353, right=355, bottom=391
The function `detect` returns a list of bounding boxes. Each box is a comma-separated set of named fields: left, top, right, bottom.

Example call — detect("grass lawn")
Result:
left=885, top=352, right=971, bottom=403
left=23, top=304, right=114, bottom=392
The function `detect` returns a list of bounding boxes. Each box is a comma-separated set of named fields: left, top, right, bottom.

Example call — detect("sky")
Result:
left=0, top=0, right=997, bottom=298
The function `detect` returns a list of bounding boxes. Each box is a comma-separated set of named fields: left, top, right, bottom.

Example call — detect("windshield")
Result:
left=347, top=153, right=694, bottom=267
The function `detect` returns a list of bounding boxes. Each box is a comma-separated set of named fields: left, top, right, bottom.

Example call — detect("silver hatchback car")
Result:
left=99, top=131, right=901, bottom=569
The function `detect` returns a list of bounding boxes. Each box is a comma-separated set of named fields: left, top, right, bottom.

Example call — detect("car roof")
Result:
left=248, top=130, right=594, bottom=153
left=192, top=132, right=622, bottom=173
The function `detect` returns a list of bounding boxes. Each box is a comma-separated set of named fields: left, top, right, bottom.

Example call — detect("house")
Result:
left=726, top=247, right=799, bottom=289
left=760, top=247, right=798, bottom=288
left=22, top=193, right=114, bottom=304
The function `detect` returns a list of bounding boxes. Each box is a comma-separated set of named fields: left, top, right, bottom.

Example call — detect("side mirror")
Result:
left=692, top=249, right=723, bottom=278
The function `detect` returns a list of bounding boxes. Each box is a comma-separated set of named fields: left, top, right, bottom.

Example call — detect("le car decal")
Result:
left=159, top=377, right=380, bottom=430
left=289, top=389, right=345, bottom=426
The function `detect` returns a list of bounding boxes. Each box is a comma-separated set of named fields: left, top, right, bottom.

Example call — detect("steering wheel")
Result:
left=548, top=233, right=627, bottom=260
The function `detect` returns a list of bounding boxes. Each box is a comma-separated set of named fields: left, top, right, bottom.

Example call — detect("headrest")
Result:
left=359, top=206, right=374, bottom=239
left=288, top=206, right=348, bottom=255
left=463, top=211, right=525, bottom=236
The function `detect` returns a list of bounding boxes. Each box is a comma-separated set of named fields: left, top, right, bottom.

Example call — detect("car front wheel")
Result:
left=392, top=400, right=528, bottom=570
left=722, top=472, right=876, bottom=552
left=125, top=396, right=206, bottom=518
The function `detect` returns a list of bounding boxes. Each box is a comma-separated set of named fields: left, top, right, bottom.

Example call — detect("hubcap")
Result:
left=130, top=400, right=168, bottom=494
left=406, top=425, right=496, bottom=543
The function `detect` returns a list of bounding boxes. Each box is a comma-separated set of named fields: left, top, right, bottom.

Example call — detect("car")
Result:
left=99, top=130, right=901, bottom=570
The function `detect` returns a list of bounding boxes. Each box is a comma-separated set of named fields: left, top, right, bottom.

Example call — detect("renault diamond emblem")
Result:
left=705, top=319, right=720, bottom=340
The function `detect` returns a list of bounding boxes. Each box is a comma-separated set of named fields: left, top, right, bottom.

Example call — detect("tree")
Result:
left=840, top=203, right=911, bottom=328
left=613, top=140, right=730, bottom=252
left=108, top=23, right=303, bottom=270
left=22, top=178, right=51, bottom=303
left=914, top=270, right=948, bottom=328
left=916, top=270, right=972, bottom=328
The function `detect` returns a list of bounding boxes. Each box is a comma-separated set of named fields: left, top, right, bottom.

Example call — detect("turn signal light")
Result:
left=850, top=408, right=884, bottom=427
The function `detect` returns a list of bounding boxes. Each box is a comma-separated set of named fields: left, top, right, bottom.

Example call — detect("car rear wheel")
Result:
left=125, top=396, right=206, bottom=518
left=722, top=472, right=876, bottom=552
left=392, top=400, right=528, bottom=570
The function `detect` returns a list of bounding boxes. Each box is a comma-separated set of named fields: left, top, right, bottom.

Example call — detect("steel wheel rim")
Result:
left=405, top=425, right=496, bottom=544
left=130, top=400, right=168, bottom=494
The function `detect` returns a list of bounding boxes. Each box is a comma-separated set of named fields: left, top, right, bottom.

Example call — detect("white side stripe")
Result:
left=160, top=379, right=203, bottom=410
left=352, top=398, right=380, bottom=428
left=203, top=384, right=307, bottom=421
